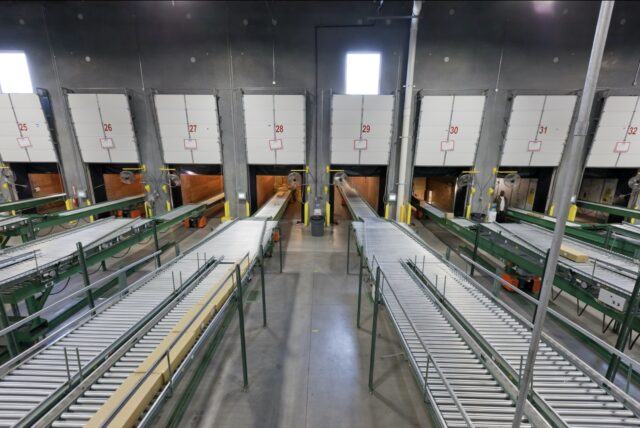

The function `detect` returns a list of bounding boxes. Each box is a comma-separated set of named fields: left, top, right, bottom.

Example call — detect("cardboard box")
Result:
left=559, top=245, right=589, bottom=263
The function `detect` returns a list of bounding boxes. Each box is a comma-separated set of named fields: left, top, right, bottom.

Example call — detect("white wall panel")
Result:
left=154, top=94, right=221, bottom=164
left=243, top=94, right=306, bottom=165
left=414, top=95, right=485, bottom=167
left=0, top=94, right=57, bottom=163
left=68, top=93, right=139, bottom=164
left=500, top=95, right=576, bottom=167
left=586, top=96, right=640, bottom=168
left=330, top=94, right=394, bottom=165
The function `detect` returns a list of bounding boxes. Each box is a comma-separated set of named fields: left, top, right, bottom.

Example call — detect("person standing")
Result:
left=496, top=190, right=508, bottom=223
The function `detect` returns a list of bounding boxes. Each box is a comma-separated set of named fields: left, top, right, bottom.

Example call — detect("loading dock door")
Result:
left=414, top=95, right=485, bottom=167
left=330, top=95, right=394, bottom=165
left=67, top=93, right=139, bottom=164
left=500, top=95, right=576, bottom=167
left=243, top=94, right=306, bottom=165
left=154, top=94, right=221, bottom=164
left=0, top=94, right=57, bottom=162
left=586, top=96, right=640, bottom=168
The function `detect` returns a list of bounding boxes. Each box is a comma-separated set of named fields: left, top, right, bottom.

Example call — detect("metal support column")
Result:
left=368, top=267, right=381, bottom=392
left=152, top=220, right=161, bottom=268
left=606, top=273, right=640, bottom=380
left=259, top=245, right=267, bottom=327
left=278, top=226, right=283, bottom=273
left=347, top=222, right=351, bottom=274
left=235, top=265, right=249, bottom=390
left=357, top=246, right=364, bottom=329
left=76, top=242, right=95, bottom=309
left=511, top=3, right=614, bottom=426
left=470, top=226, right=481, bottom=276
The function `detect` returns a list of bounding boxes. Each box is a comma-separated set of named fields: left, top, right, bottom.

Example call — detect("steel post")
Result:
left=235, top=265, right=249, bottom=390
left=368, top=267, right=381, bottom=391
left=470, top=226, right=481, bottom=276
left=76, top=242, right=95, bottom=309
left=259, top=245, right=267, bottom=327
left=152, top=220, right=161, bottom=268
left=0, top=297, right=18, bottom=357
left=357, top=246, right=364, bottom=329
left=278, top=226, right=283, bottom=273
left=511, top=3, right=614, bottom=426
left=347, top=222, right=351, bottom=274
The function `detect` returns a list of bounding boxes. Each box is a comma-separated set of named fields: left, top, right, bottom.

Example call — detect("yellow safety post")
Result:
left=406, top=204, right=412, bottom=224
left=65, top=198, right=73, bottom=211
left=325, top=201, right=330, bottom=226
left=632, top=205, right=638, bottom=224
left=304, top=202, right=309, bottom=226
left=221, top=201, right=232, bottom=223
left=10, top=210, right=15, bottom=216
left=165, top=200, right=171, bottom=212
left=487, top=187, right=495, bottom=197
left=548, top=205, right=555, bottom=217
left=86, top=200, right=94, bottom=223
left=245, top=201, right=250, bottom=217
left=1, top=182, right=8, bottom=190
left=465, top=204, right=472, bottom=219
left=399, top=204, right=405, bottom=222
left=384, top=203, right=390, bottom=219
left=567, top=204, right=578, bottom=221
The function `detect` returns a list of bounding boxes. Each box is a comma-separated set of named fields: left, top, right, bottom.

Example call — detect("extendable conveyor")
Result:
left=0, top=218, right=276, bottom=427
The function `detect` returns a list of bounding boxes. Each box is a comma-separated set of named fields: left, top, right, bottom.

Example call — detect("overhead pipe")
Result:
left=395, top=0, right=422, bottom=220
left=511, top=2, right=615, bottom=427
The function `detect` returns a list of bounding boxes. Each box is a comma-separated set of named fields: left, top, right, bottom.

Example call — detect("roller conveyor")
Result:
left=485, top=222, right=638, bottom=296
left=0, top=218, right=275, bottom=427
left=253, top=190, right=292, bottom=220
left=0, top=218, right=149, bottom=290
left=343, top=184, right=640, bottom=427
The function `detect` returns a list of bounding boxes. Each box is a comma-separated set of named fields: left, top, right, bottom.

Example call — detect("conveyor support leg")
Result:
left=235, top=265, right=249, bottom=390
left=357, top=247, right=364, bottom=329
left=606, top=273, right=640, bottom=380
left=368, top=267, right=381, bottom=392
left=260, top=245, right=267, bottom=327
left=346, top=223, right=351, bottom=274
left=76, top=242, right=95, bottom=309
left=0, top=298, right=18, bottom=357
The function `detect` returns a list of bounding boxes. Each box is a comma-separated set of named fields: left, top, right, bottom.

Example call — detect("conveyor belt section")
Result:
left=0, top=218, right=150, bottom=292
left=358, top=220, right=542, bottom=427
left=253, top=190, right=292, bottom=220
left=336, top=183, right=377, bottom=220
left=0, top=218, right=274, bottom=427
left=360, top=219, right=640, bottom=427
left=0, top=194, right=66, bottom=214
left=484, top=222, right=639, bottom=297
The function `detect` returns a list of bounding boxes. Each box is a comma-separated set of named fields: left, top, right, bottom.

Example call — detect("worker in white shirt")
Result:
left=496, top=190, right=507, bottom=223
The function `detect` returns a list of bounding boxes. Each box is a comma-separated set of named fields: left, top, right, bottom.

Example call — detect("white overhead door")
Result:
left=154, top=94, right=221, bottom=164
left=414, top=95, right=485, bottom=167
left=586, top=96, right=640, bottom=168
left=67, top=93, right=139, bottom=164
left=331, top=94, right=394, bottom=165
left=0, top=94, right=57, bottom=163
left=243, top=94, right=305, bottom=165
left=500, top=95, right=576, bottom=167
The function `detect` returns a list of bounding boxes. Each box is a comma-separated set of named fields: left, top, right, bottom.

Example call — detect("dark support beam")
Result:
left=368, top=267, right=381, bottom=392
left=76, top=242, right=95, bottom=309
left=235, top=265, right=249, bottom=390
left=606, top=274, right=640, bottom=380
left=259, top=245, right=267, bottom=327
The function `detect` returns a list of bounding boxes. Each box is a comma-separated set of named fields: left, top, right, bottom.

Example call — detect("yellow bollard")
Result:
left=86, top=200, right=94, bottom=223
left=304, top=202, right=309, bottom=226
left=165, top=200, right=171, bottom=213
left=548, top=205, right=555, bottom=217
left=465, top=204, right=471, bottom=220
left=65, top=198, right=73, bottom=211
left=399, top=204, right=405, bottom=222
left=406, top=204, right=412, bottom=224
left=568, top=204, right=578, bottom=221
left=384, top=203, right=390, bottom=219
left=224, top=201, right=230, bottom=217
left=325, top=201, right=330, bottom=226
left=245, top=201, right=250, bottom=217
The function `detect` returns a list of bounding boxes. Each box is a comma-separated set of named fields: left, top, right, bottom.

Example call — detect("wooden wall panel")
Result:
left=180, top=175, right=223, bottom=204
left=28, top=173, right=64, bottom=213
left=104, top=173, right=144, bottom=200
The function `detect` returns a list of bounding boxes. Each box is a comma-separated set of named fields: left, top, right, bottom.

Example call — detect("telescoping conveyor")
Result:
left=339, top=182, right=640, bottom=427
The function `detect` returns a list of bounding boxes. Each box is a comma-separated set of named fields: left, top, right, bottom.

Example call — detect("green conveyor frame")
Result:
left=577, top=199, right=640, bottom=220
left=0, top=193, right=66, bottom=213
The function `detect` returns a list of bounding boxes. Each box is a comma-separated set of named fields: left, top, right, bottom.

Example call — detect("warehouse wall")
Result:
left=0, top=1, right=639, bottom=217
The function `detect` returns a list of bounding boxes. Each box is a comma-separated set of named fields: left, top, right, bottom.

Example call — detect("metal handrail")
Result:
left=99, top=252, right=250, bottom=426
left=376, top=266, right=475, bottom=428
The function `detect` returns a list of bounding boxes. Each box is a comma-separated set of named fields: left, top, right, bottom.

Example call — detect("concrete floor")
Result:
left=150, top=205, right=432, bottom=428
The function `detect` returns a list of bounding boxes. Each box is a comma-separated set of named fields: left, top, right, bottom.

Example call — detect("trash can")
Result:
left=311, top=215, right=324, bottom=237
